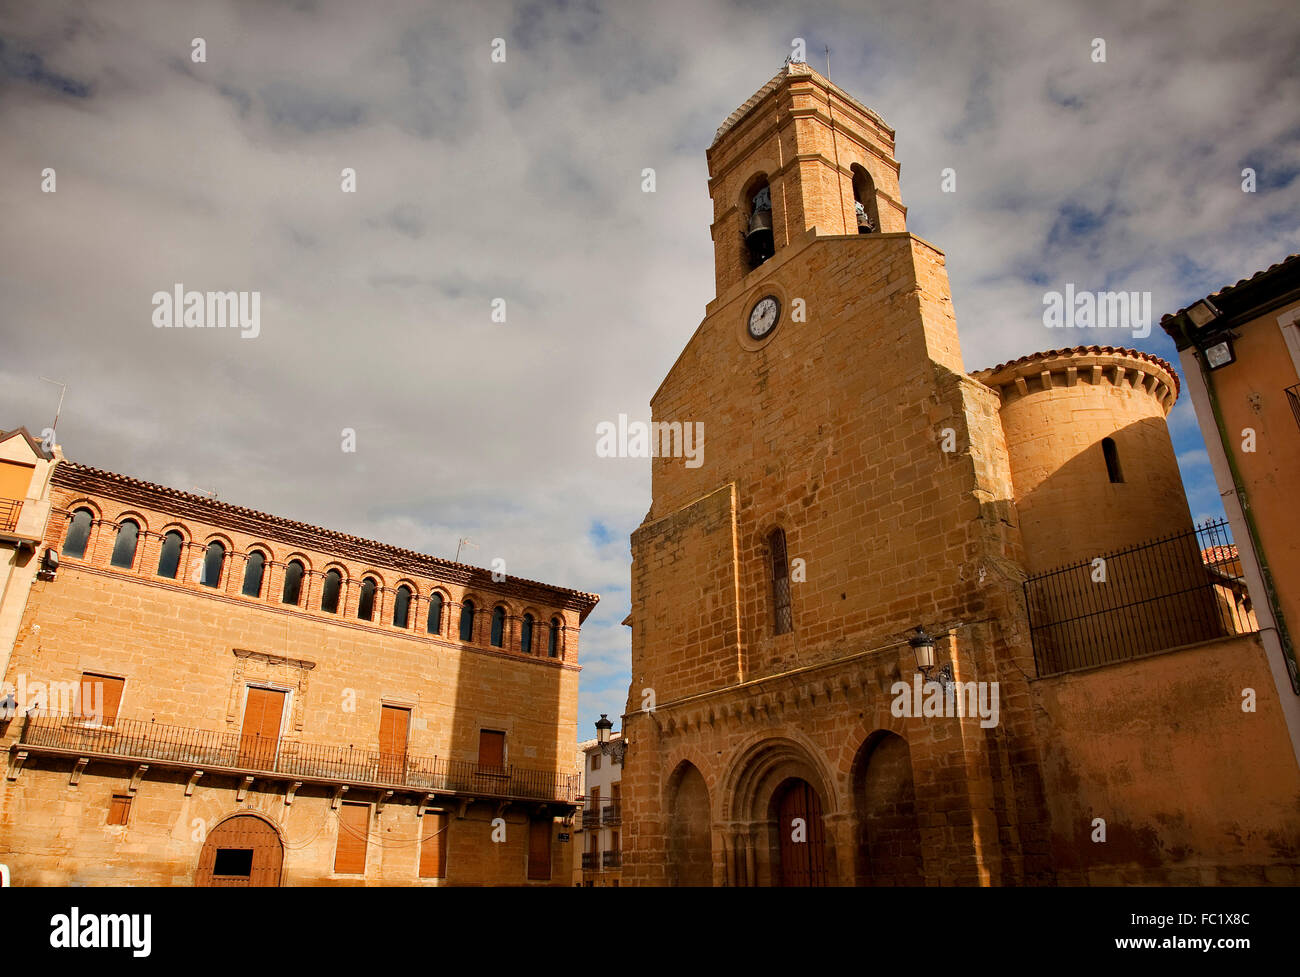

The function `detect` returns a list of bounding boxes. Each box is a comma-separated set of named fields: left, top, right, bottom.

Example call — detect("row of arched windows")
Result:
left=61, top=507, right=567, bottom=657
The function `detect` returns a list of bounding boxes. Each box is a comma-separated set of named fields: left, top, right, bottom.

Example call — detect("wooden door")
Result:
left=80, top=673, right=124, bottom=725
left=195, top=814, right=283, bottom=887
left=418, top=812, right=448, bottom=879
left=776, top=779, right=828, bottom=887
left=238, top=687, right=285, bottom=769
left=478, top=729, right=505, bottom=771
left=334, top=801, right=370, bottom=875
left=378, top=705, right=410, bottom=783
left=527, top=817, right=552, bottom=881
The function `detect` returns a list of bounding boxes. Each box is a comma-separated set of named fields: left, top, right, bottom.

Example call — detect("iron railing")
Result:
left=0, top=499, right=22, bottom=534
left=19, top=715, right=579, bottom=803
left=602, top=850, right=622, bottom=869
left=1024, top=518, right=1258, bottom=676
left=581, top=808, right=601, bottom=828
left=602, top=803, right=621, bottom=825
left=581, top=852, right=599, bottom=870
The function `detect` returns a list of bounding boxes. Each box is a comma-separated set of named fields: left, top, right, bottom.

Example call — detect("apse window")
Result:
left=212, top=848, right=254, bottom=879
left=1102, top=437, right=1124, bottom=483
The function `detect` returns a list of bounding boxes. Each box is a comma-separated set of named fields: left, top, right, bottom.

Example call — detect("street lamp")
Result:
left=595, top=714, right=628, bottom=764
left=909, top=626, right=954, bottom=690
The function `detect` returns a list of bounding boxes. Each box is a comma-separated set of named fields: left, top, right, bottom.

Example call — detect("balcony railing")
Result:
left=581, top=852, right=599, bottom=870
left=0, top=499, right=22, bottom=534
left=602, top=850, right=622, bottom=869
left=1024, top=518, right=1258, bottom=676
left=581, top=803, right=621, bottom=828
left=18, top=715, right=579, bottom=803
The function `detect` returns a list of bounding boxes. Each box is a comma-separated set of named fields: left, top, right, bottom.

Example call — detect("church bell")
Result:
left=745, top=208, right=774, bottom=262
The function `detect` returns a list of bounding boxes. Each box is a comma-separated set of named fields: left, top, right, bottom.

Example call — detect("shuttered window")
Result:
left=107, top=794, right=132, bottom=825
left=334, top=802, right=370, bottom=875
left=478, top=729, right=505, bottom=769
left=419, top=812, right=449, bottom=879
left=80, top=673, right=124, bottom=724
left=528, top=818, right=552, bottom=881
left=378, top=705, right=410, bottom=780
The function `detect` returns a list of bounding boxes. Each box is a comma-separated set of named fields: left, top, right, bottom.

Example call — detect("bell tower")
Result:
left=707, top=60, right=908, bottom=300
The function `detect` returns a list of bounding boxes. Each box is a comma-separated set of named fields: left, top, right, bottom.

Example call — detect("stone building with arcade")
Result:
left=0, top=457, right=597, bottom=886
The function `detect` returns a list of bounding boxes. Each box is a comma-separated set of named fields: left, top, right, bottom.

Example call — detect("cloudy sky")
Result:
left=2, top=0, right=1297, bottom=742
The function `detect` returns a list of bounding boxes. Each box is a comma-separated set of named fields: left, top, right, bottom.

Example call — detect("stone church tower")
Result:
left=619, top=61, right=1299, bottom=888
left=620, top=61, right=1051, bottom=886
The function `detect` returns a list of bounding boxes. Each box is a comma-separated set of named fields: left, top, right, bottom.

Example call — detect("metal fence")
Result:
left=1024, top=518, right=1258, bottom=676
left=20, top=715, right=579, bottom=803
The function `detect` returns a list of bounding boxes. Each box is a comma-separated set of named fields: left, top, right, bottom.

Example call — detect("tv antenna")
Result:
left=38, top=377, right=67, bottom=444
left=455, top=537, right=479, bottom=562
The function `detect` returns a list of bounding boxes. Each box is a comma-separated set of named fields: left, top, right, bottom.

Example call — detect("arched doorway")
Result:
left=723, top=737, right=839, bottom=886
left=853, top=731, right=924, bottom=885
left=773, top=778, right=829, bottom=887
left=195, top=813, right=284, bottom=887
left=666, top=762, right=712, bottom=886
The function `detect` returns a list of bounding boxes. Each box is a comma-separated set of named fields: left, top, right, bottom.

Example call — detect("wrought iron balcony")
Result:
left=581, top=852, right=599, bottom=870
left=602, top=850, right=622, bottom=869
left=17, top=714, right=579, bottom=804
left=602, top=803, right=621, bottom=825
left=0, top=499, right=22, bottom=534
left=581, top=808, right=601, bottom=828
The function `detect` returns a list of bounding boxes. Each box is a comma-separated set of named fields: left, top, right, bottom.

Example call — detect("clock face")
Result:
left=748, top=296, right=780, bottom=339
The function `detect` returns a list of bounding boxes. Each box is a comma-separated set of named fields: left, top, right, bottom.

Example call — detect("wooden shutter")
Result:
left=378, top=705, right=410, bottom=781
left=80, top=673, right=124, bottom=724
left=0, top=461, right=34, bottom=502
left=238, top=687, right=286, bottom=768
left=107, top=794, right=131, bottom=825
left=478, top=729, right=505, bottom=770
left=418, top=812, right=448, bottom=879
left=334, top=802, right=370, bottom=874
left=527, top=818, right=552, bottom=881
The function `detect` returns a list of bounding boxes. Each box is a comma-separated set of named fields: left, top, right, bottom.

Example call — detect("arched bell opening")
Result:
left=741, top=174, right=775, bottom=270
left=851, top=164, right=879, bottom=234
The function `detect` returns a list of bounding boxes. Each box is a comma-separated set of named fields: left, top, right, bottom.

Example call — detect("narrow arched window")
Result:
left=743, top=178, right=774, bottom=269
left=157, top=531, right=183, bottom=579
left=242, top=551, right=266, bottom=597
left=851, top=164, right=879, bottom=234
left=358, top=578, right=377, bottom=621
left=521, top=614, right=534, bottom=654
left=201, top=540, right=225, bottom=588
left=769, top=528, right=793, bottom=635
left=282, top=559, right=304, bottom=606
left=491, top=606, right=506, bottom=647
left=548, top=617, right=561, bottom=658
left=110, top=519, right=139, bottom=568
left=1103, top=437, right=1124, bottom=483
left=459, top=600, right=475, bottom=642
left=321, top=569, right=342, bottom=613
left=393, top=585, right=412, bottom=628
left=62, top=508, right=93, bottom=558
left=427, top=592, right=444, bottom=634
